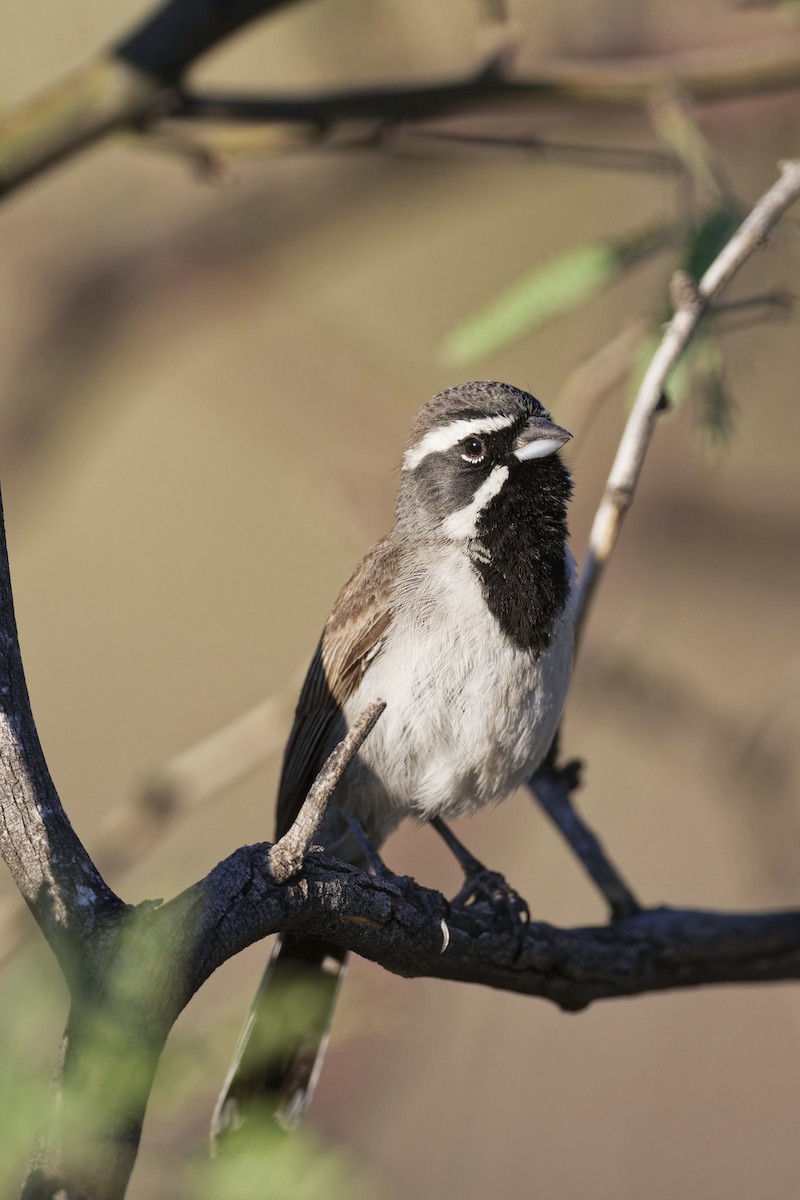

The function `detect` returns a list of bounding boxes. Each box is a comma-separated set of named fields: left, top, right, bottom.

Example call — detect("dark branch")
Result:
left=4, top=24, right=800, bottom=200
left=528, top=758, right=641, bottom=920
left=175, top=39, right=800, bottom=128
left=166, top=842, right=800, bottom=1016
left=0, top=0, right=309, bottom=198
left=114, top=0, right=300, bottom=81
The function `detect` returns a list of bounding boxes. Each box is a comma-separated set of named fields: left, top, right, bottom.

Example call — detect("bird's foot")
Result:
left=453, top=866, right=530, bottom=928
left=429, top=817, right=530, bottom=954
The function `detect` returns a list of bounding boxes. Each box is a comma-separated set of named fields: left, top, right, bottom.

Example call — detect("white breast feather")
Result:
left=342, top=546, right=576, bottom=839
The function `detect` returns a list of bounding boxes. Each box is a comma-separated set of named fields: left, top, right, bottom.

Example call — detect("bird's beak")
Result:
left=513, top=415, right=572, bottom=462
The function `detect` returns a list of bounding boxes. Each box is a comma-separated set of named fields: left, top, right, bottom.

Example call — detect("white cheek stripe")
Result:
left=403, top=414, right=516, bottom=471
left=443, top=464, right=509, bottom=541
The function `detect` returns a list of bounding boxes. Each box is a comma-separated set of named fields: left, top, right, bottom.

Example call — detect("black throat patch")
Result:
left=472, top=456, right=572, bottom=655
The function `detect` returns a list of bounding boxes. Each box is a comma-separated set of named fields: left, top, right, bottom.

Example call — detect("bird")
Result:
left=212, top=379, right=575, bottom=1141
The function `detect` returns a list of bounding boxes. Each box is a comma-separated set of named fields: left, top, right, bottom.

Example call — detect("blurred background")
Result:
left=1, top=1, right=800, bottom=1196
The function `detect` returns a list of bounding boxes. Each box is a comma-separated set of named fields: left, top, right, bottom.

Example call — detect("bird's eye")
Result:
left=460, top=436, right=486, bottom=463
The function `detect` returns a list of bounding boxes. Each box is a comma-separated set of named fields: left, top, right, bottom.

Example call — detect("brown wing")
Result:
left=275, top=533, right=401, bottom=837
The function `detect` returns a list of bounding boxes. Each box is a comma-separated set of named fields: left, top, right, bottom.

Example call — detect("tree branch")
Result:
left=525, top=158, right=800, bottom=909
left=0, top=493, right=123, bottom=979
left=528, top=757, right=641, bottom=920
left=3, top=20, right=800, bottom=200
left=575, top=157, right=800, bottom=635
left=113, top=0, right=300, bottom=81
left=167, top=843, right=800, bottom=1015
left=268, top=699, right=385, bottom=883
left=16, top=695, right=386, bottom=1200
left=177, top=38, right=800, bottom=127
left=0, top=0, right=304, bottom=198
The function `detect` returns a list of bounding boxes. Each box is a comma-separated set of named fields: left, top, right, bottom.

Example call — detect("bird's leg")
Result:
left=430, top=817, right=530, bottom=927
left=342, top=817, right=447, bottom=930
left=344, top=815, right=393, bottom=879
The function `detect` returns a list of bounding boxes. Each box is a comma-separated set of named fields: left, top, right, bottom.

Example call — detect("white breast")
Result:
left=341, top=545, right=576, bottom=841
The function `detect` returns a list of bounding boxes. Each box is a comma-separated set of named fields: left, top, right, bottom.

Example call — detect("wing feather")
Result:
left=275, top=534, right=401, bottom=836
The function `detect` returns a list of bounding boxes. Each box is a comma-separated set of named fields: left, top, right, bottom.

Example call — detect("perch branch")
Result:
left=169, top=840, right=800, bottom=1015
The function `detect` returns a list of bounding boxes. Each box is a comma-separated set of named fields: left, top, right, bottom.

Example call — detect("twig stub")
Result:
left=267, top=700, right=386, bottom=884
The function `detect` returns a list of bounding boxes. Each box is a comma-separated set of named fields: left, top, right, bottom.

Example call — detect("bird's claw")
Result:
left=452, top=867, right=530, bottom=928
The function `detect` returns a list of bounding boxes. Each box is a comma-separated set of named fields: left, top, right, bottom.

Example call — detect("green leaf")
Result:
left=441, top=223, right=674, bottom=365
left=679, top=205, right=742, bottom=285
left=691, top=331, right=734, bottom=443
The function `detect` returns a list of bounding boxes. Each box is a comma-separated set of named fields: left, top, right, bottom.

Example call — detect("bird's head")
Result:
left=396, top=381, right=572, bottom=544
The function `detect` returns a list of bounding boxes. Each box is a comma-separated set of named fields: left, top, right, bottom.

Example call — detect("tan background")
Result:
left=1, top=1, right=800, bottom=1196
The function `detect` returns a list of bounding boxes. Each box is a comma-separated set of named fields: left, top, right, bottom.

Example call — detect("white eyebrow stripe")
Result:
left=402, top=414, right=516, bottom=471
left=443, top=464, right=510, bottom=541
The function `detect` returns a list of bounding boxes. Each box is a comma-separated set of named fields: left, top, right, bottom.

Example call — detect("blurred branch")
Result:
left=140, top=692, right=294, bottom=838
left=555, top=321, right=649, bottom=434
left=3, top=19, right=800, bottom=199
left=178, top=38, right=800, bottom=128
left=575, top=158, right=800, bottom=635
left=648, top=86, right=733, bottom=203
left=0, top=0, right=303, bottom=198
left=112, top=0, right=300, bottom=80
left=405, top=128, right=678, bottom=174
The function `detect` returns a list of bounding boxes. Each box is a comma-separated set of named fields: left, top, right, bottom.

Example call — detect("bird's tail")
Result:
left=211, top=933, right=348, bottom=1144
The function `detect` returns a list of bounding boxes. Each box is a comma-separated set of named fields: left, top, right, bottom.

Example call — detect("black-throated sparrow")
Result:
left=213, top=380, right=575, bottom=1139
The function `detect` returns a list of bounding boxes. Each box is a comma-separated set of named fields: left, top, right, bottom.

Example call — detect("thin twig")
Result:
left=555, top=320, right=650, bottom=436
left=140, top=691, right=295, bottom=832
left=575, top=158, right=800, bottom=636
left=529, top=159, right=800, bottom=907
left=178, top=39, right=800, bottom=128
left=404, top=127, right=678, bottom=174
left=268, top=700, right=386, bottom=884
